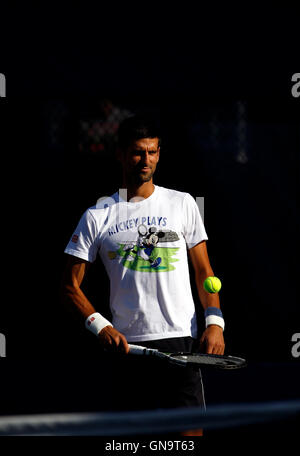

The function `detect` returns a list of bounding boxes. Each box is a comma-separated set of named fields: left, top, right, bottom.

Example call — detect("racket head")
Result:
left=167, top=352, right=247, bottom=369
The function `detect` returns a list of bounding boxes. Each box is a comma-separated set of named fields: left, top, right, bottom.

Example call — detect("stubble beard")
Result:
left=131, top=168, right=155, bottom=185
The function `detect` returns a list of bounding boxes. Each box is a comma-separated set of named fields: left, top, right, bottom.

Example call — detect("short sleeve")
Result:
left=182, top=193, right=208, bottom=249
left=64, top=210, right=99, bottom=262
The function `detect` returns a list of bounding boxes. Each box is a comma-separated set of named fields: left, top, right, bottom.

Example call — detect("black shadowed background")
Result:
left=0, top=3, right=299, bottom=438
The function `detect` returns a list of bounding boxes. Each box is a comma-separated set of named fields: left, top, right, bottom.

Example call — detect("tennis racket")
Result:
left=128, top=344, right=246, bottom=370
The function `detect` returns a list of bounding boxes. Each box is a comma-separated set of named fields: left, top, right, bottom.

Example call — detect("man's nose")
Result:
left=141, top=151, right=151, bottom=164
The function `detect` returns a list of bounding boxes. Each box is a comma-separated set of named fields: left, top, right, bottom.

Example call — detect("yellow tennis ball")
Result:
left=203, top=276, right=222, bottom=293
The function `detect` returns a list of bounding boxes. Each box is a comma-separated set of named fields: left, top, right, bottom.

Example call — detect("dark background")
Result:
left=0, top=3, right=299, bottom=422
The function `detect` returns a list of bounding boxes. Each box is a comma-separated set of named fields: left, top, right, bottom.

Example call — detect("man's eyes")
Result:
left=133, top=150, right=157, bottom=154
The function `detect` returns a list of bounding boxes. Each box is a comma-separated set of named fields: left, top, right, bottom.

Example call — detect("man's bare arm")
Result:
left=61, top=254, right=129, bottom=353
left=188, top=241, right=225, bottom=355
left=61, top=255, right=95, bottom=319
left=188, top=241, right=220, bottom=311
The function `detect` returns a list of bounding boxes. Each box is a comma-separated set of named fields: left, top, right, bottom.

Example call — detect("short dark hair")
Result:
left=117, top=114, right=161, bottom=149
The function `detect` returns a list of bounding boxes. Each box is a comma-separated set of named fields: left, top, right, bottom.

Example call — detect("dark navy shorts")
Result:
left=103, top=336, right=206, bottom=412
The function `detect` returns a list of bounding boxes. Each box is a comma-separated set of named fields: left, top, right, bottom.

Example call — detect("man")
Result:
left=61, top=114, right=225, bottom=434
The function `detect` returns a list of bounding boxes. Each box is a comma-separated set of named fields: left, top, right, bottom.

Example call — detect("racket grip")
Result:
left=128, top=344, right=157, bottom=355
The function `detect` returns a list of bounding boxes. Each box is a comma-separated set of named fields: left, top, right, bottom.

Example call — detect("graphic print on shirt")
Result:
left=108, top=224, right=180, bottom=272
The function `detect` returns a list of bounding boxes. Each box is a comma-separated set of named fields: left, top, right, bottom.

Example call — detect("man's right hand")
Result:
left=98, top=326, right=130, bottom=354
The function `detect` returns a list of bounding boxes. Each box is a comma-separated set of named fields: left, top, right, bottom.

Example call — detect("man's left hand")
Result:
left=199, top=325, right=225, bottom=355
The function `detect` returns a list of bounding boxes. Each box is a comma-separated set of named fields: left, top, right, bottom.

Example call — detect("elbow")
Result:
left=195, top=267, right=214, bottom=280
left=61, top=281, right=76, bottom=300
left=60, top=282, right=79, bottom=318
left=60, top=264, right=79, bottom=301
left=60, top=277, right=76, bottom=306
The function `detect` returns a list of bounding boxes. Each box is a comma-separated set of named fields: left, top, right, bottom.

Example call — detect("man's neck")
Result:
left=122, top=181, right=155, bottom=202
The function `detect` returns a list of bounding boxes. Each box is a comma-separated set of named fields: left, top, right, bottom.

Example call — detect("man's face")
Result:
left=121, top=137, right=160, bottom=184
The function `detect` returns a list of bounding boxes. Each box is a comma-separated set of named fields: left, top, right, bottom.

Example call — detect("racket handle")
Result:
left=128, top=344, right=158, bottom=355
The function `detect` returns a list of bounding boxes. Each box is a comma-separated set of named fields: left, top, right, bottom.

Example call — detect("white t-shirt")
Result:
left=64, top=185, right=208, bottom=342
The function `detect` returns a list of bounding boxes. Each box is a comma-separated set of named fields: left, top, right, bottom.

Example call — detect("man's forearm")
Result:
left=195, top=270, right=221, bottom=310
left=62, top=284, right=96, bottom=321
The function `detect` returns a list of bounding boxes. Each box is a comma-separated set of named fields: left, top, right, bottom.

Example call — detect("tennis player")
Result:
left=61, top=114, right=225, bottom=435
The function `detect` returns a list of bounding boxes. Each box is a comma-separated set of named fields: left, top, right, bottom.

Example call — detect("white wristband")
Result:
left=205, top=315, right=225, bottom=331
left=85, top=312, right=113, bottom=336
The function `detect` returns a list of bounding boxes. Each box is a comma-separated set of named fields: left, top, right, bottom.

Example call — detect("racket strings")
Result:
left=169, top=353, right=246, bottom=368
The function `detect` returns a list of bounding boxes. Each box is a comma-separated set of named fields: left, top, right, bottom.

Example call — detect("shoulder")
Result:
left=156, top=185, right=191, bottom=201
left=157, top=185, right=195, bottom=207
left=85, top=192, right=120, bottom=219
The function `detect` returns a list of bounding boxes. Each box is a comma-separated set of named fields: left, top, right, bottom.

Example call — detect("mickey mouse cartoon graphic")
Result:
left=123, top=224, right=163, bottom=268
